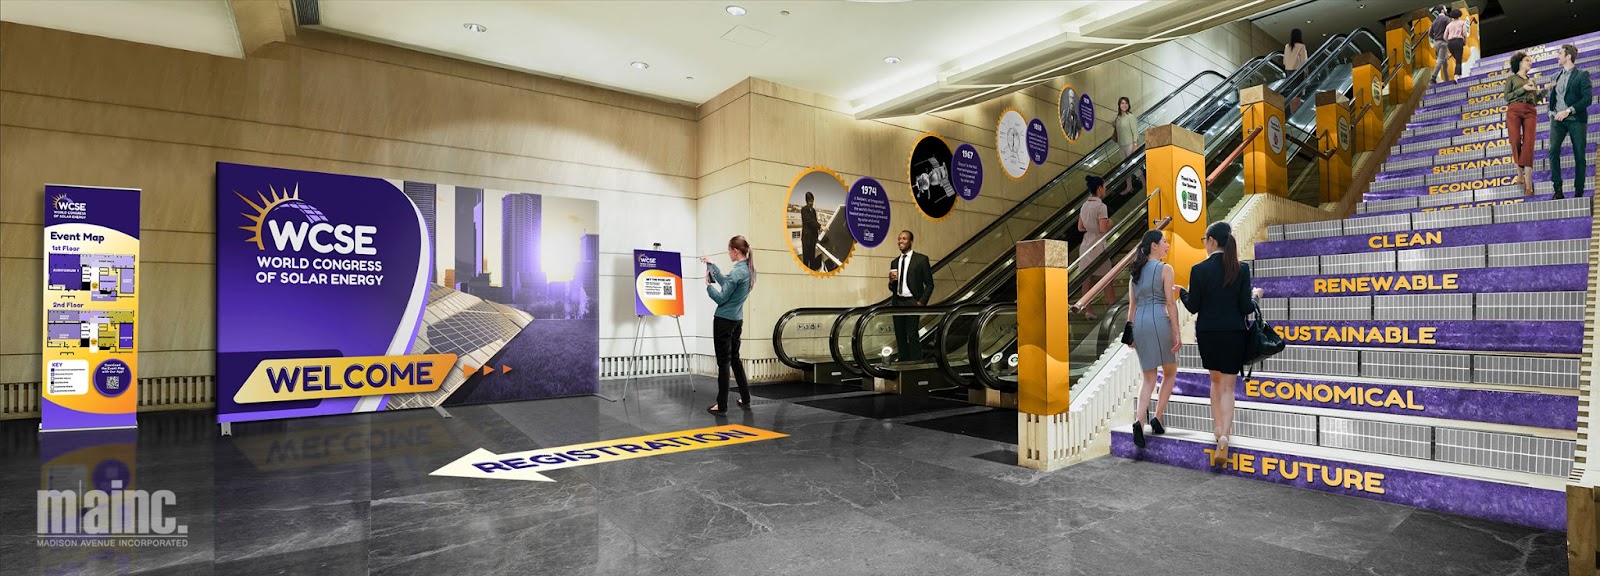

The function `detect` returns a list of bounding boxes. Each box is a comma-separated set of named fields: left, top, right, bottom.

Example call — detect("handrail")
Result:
left=1353, top=102, right=1374, bottom=124
left=851, top=304, right=968, bottom=381
left=932, top=303, right=993, bottom=387
left=968, top=303, right=1019, bottom=392
left=1288, top=129, right=1336, bottom=160
left=1207, top=127, right=1264, bottom=186
left=827, top=306, right=875, bottom=375
left=773, top=306, right=851, bottom=370
left=1071, top=217, right=1173, bottom=313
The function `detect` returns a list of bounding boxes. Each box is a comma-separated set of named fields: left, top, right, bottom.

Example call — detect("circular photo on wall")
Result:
left=908, top=134, right=956, bottom=220
left=1058, top=85, right=1083, bottom=142
left=996, top=108, right=1030, bottom=180
left=785, top=167, right=853, bottom=276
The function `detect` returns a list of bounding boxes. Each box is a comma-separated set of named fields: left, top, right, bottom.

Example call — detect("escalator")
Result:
left=773, top=28, right=1386, bottom=397
left=953, top=29, right=1386, bottom=394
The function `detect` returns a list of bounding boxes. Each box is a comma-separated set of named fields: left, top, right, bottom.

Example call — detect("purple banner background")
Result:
left=845, top=177, right=892, bottom=248
left=216, top=162, right=426, bottom=423
left=1168, top=371, right=1576, bottom=429
left=42, top=185, right=141, bottom=432
left=1026, top=118, right=1049, bottom=165
left=1272, top=320, right=1583, bottom=354
left=1252, top=264, right=1590, bottom=296
left=1358, top=193, right=1563, bottom=217
left=1254, top=216, right=1592, bottom=259
left=952, top=143, right=983, bottom=201
left=1112, top=433, right=1565, bottom=532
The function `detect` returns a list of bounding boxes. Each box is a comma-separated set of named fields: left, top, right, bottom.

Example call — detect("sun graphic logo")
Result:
left=236, top=184, right=378, bottom=255
left=50, top=193, right=88, bottom=219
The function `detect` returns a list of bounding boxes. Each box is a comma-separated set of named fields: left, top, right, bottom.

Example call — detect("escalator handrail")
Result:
left=828, top=306, right=876, bottom=376
left=850, top=303, right=971, bottom=381
left=773, top=307, right=852, bottom=370
left=1070, top=216, right=1173, bottom=314
left=969, top=303, right=1018, bottom=392
left=933, top=303, right=995, bottom=388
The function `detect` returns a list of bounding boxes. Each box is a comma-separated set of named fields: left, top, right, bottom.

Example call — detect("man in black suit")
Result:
left=888, top=230, right=934, bottom=362
left=1547, top=43, right=1593, bottom=199
left=800, top=192, right=821, bottom=269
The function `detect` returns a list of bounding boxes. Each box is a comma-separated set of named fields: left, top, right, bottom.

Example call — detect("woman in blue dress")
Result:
left=1128, top=230, right=1180, bottom=448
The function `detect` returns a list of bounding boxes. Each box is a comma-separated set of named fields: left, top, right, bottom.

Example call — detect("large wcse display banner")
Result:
left=216, top=162, right=599, bottom=424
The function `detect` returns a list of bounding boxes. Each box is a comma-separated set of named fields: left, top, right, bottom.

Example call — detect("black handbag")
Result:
left=1242, top=303, right=1286, bottom=379
left=1121, top=321, right=1135, bottom=345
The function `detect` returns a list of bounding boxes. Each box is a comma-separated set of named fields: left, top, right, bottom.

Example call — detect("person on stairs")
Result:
left=1443, top=9, right=1470, bottom=84
left=1175, top=222, right=1263, bottom=467
left=1128, top=230, right=1182, bottom=449
left=704, top=236, right=756, bottom=416
left=1503, top=50, right=1545, bottom=196
left=1429, top=5, right=1453, bottom=84
left=1547, top=43, right=1592, bottom=199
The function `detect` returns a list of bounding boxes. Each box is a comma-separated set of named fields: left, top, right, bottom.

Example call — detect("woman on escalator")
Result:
left=1175, top=222, right=1263, bottom=466
left=1113, top=97, right=1143, bottom=196
left=1127, top=230, right=1181, bottom=449
left=1077, top=175, right=1114, bottom=319
left=704, top=235, right=756, bottom=416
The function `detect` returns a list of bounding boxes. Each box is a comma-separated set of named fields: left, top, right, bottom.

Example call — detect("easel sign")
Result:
left=633, top=249, right=684, bottom=316
left=606, top=247, right=690, bottom=402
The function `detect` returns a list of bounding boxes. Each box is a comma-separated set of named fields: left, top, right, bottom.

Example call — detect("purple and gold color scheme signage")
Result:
left=1271, top=320, right=1582, bottom=354
left=42, top=185, right=140, bottom=432
left=1027, top=118, right=1050, bottom=165
left=1253, top=217, right=1593, bottom=259
left=845, top=177, right=891, bottom=248
left=432, top=425, right=787, bottom=482
left=1169, top=371, right=1576, bottom=429
left=634, top=250, right=684, bottom=316
left=951, top=143, right=983, bottom=201
left=216, top=162, right=600, bottom=424
left=1115, top=434, right=1563, bottom=531
left=1253, top=264, right=1590, bottom=297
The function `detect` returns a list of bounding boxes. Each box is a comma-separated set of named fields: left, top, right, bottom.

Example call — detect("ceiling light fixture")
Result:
left=726, top=5, right=746, bottom=16
left=686, top=76, right=695, bottom=80
left=1305, top=19, right=1313, bottom=24
left=780, top=10, right=791, bottom=16
left=631, top=61, right=650, bottom=70
left=463, top=23, right=486, bottom=32
left=884, top=56, right=901, bottom=64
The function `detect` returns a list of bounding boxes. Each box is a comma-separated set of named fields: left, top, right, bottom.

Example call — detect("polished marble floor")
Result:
left=0, top=375, right=1568, bottom=575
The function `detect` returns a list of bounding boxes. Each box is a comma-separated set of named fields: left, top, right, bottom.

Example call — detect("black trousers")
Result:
left=1447, top=38, right=1465, bottom=77
left=713, top=317, right=749, bottom=408
left=891, top=296, right=922, bottom=362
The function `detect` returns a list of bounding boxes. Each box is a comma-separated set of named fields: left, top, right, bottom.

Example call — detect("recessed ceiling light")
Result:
left=631, top=61, right=650, bottom=70
left=685, top=76, right=695, bottom=80
left=884, top=56, right=901, bottom=64
left=1305, top=19, right=1313, bottom=24
left=1357, top=4, right=1364, bottom=7
left=780, top=10, right=791, bottom=16
left=726, top=5, right=746, bottom=16
left=463, top=23, right=486, bottom=33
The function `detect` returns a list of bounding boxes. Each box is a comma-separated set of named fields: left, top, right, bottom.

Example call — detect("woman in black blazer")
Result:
left=1176, top=222, right=1262, bottom=466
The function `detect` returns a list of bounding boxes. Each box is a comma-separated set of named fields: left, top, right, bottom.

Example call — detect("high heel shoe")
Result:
left=1217, top=436, right=1231, bottom=462
left=1149, top=417, right=1166, bottom=435
left=1132, top=422, right=1146, bottom=449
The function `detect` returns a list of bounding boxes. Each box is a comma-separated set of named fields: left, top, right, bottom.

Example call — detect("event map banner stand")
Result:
left=215, top=162, right=600, bottom=431
left=603, top=248, right=691, bottom=402
left=41, top=185, right=140, bottom=433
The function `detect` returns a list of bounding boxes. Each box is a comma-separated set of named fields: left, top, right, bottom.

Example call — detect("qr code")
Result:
left=105, top=376, right=120, bottom=389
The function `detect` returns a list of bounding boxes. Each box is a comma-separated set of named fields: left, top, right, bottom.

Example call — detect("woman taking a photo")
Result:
left=704, top=236, right=756, bottom=415
left=1127, top=230, right=1181, bottom=449
left=1503, top=50, right=1543, bottom=195
left=1177, top=222, right=1262, bottom=465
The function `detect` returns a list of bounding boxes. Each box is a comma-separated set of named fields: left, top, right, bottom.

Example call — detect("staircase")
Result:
left=1111, top=30, right=1600, bottom=532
